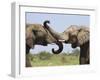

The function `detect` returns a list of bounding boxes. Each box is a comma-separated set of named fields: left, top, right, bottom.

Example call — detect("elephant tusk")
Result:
left=58, top=40, right=65, bottom=42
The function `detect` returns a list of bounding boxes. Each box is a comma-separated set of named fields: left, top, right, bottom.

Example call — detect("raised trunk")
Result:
left=43, top=20, right=63, bottom=40
left=43, top=20, right=64, bottom=54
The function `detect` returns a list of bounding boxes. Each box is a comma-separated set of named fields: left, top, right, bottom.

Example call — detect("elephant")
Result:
left=25, top=21, right=63, bottom=67
left=43, top=20, right=90, bottom=64
left=26, top=22, right=63, bottom=54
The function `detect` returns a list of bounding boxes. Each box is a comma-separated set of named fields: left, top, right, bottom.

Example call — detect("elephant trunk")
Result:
left=52, top=41, right=63, bottom=54
left=43, top=20, right=67, bottom=41
left=43, top=20, right=63, bottom=40
left=43, top=20, right=64, bottom=54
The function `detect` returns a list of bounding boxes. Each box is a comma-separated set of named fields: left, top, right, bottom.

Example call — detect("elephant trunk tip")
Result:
left=52, top=42, right=63, bottom=54
left=52, top=48, right=61, bottom=54
left=44, top=20, right=50, bottom=24
left=43, top=20, right=50, bottom=29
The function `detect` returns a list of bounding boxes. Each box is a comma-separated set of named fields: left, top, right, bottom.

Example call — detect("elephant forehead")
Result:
left=26, top=24, right=47, bottom=34
left=67, top=25, right=79, bottom=31
left=71, top=31, right=79, bottom=35
left=64, top=25, right=78, bottom=33
left=66, top=25, right=79, bottom=35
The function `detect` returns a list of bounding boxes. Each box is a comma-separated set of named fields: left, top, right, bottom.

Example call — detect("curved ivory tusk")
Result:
left=58, top=40, right=66, bottom=42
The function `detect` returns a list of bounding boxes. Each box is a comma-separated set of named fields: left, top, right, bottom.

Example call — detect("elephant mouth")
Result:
left=58, top=39, right=78, bottom=48
left=71, top=43, right=77, bottom=48
left=35, top=40, right=48, bottom=46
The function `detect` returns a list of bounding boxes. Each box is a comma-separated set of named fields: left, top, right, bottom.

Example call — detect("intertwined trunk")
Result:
left=43, top=20, right=64, bottom=54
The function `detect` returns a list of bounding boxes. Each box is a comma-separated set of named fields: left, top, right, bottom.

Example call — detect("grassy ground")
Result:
left=26, top=51, right=79, bottom=67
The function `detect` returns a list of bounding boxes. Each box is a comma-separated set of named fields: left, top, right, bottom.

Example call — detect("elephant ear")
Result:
left=77, top=28, right=89, bottom=46
left=26, top=31, right=35, bottom=48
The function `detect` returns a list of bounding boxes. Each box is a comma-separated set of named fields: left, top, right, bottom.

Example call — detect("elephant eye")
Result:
left=32, top=30, right=38, bottom=35
left=72, top=36, right=77, bottom=43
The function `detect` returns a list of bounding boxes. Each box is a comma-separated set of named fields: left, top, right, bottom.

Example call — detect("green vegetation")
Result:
left=26, top=49, right=80, bottom=67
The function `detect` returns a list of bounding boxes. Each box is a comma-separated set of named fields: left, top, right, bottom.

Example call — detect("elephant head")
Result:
left=60, top=25, right=90, bottom=48
left=43, top=21, right=89, bottom=50
left=26, top=22, right=63, bottom=54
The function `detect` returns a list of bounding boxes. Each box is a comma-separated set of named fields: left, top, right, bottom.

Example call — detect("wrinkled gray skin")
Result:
left=26, top=21, right=63, bottom=67
left=43, top=20, right=90, bottom=64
